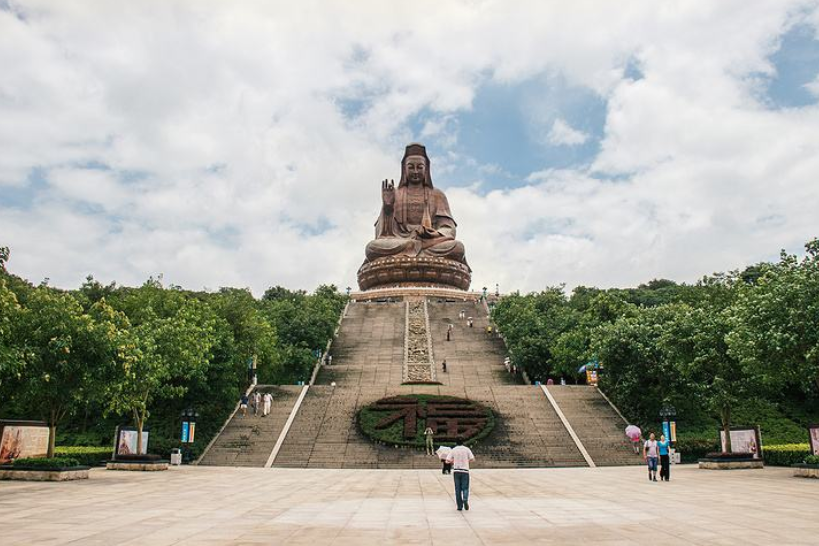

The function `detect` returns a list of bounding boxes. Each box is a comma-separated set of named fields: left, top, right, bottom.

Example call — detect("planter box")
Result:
left=0, top=465, right=90, bottom=481
left=106, top=460, right=169, bottom=471
left=699, top=457, right=763, bottom=470
left=793, top=464, right=819, bottom=479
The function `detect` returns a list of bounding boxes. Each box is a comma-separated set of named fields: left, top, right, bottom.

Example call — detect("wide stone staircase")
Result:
left=272, top=384, right=587, bottom=468
left=200, top=298, right=641, bottom=469
left=546, top=385, right=642, bottom=466
left=316, top=301, right=404, bottom=386
left=198, top=385, right=301, bottom=467
left=427, top=300, right=522, bottom=387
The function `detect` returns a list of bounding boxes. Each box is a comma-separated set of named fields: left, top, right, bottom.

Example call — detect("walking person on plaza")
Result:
left=437, top=445, right=452, bottom=474
left=239, top=393, right=249, bottom=417
left=625, top=425, right=642, bottom=454
left=442, top=359, right=447, bottom=373
left=263, top=392, right=273, bottom=417
left=658, top=434, right=671, bottom=481
left=424, top=426, right=435, bottom=455
left=643, top=432, right=659, bottom=481
left=253, top=391, right=262, bottom=416
left=446, top=439, right=475, bottom=511
left=467, top=317, right=473, bottom=328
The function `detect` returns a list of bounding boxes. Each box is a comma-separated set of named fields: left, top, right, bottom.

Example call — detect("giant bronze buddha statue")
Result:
left=357, top=143, right=471, bottom=291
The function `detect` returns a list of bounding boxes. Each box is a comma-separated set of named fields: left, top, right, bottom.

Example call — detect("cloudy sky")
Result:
left=2, top=1, right=819, bottom=295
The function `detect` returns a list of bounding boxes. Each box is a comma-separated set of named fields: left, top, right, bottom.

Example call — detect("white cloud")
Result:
left=547, top=118, right=589, bottom=146
left=806, top=74, right=819, bottom=96
left=1, top=1, right=818, bottom=294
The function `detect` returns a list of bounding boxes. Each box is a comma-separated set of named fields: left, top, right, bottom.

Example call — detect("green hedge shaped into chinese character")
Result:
left=358, top=394, right=495, bottom=449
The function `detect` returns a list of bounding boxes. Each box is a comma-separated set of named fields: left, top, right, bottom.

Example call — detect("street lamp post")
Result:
left=180, top=408, right=200, bottom=463
left=659, top=405, right=676, bottom=445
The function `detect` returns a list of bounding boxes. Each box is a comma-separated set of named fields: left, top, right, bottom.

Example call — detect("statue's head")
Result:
left=399, top=143, right=433, bottom=188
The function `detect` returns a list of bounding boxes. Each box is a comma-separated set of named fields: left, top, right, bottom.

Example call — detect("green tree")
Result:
left=107, top=291, right=217, bottom=455
left=491, top=288, right=578, bottom=381
left=0, top=279, right=25, bottom=398
left=661, top=306, right=756, bottom=452
left=593, top=305, right=689, bottom=426
left=12, top=288, right=122, bottom=457
left=728, top=240, right=819, bottom=396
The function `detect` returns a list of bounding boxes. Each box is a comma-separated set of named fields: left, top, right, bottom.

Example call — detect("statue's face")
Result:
left=404, top=155, right=427, bottom=185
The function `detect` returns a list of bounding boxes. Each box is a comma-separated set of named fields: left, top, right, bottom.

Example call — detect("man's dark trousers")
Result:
left=454, top=471, right=470, bottom=509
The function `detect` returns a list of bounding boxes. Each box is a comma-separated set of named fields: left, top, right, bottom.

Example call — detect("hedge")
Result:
left=675, top=437, right=719, bottom=463
left=358, top=394, right=495, bottom=449
left=12, top=457, right=82, bottom=469
left=805, top=455, right=819, bottom=465
left=54, top=446, right=111, bottom=467
left=763, top=444, right=811, bottom=466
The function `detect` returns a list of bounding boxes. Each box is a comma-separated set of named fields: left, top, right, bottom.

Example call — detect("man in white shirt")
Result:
left=445, top=439, right=475, bottom=511
left=643, top=432, right=659, bottom=482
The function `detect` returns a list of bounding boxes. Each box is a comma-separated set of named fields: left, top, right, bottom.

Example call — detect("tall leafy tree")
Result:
left=661, top=306, right=757, bottom=452
left=728, top=240, right=819, bottom=395
left=12, top=288, right=122, bottom=456
left=107, top=289, right=217, bottom=455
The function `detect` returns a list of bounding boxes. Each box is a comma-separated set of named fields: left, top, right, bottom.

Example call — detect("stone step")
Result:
left=427, top=300, right=522, bottom=387
left=198, top=385, right=302, bottom=467
left=273, top=384, right=588, bottom=469
left=546, top=385, right=643, bottom=467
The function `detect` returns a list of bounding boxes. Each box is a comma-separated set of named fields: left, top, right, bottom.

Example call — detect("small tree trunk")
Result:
left=136, top=416, right=144, bottom=456
left=47, top=424, right=57, bottom=458
left=721, top=405, right=732, bottom=453
left=47, top=408, right=57, bottom=458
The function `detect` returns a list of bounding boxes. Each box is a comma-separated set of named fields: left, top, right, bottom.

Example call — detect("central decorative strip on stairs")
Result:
left=264, top=385, right=310, bottom=468
left=540, top=384, right=596, bottom=468
left=403, top=299, right=437, bottom=383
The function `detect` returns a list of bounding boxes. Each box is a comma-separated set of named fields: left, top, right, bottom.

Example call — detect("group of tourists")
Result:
left=239, top=391, right=273, bottom=418
left=425, top=427, right=475, bottom=511
left=457, top=309, right=474, bottom=328
left=628, top=426, right=672, bottom=481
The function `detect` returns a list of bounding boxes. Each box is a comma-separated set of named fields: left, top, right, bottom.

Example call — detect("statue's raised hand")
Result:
left=381, top=179, right=396, bottom=211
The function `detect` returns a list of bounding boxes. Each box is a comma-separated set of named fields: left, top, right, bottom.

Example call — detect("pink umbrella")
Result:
left=625, top=425, right=641, bottom=441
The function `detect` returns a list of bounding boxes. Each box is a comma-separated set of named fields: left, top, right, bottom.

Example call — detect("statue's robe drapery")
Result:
left=365, top=184, right=466, bottom=264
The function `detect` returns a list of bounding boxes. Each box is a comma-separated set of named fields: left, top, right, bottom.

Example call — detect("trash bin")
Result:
left=170, top=448, right=182, bottom=466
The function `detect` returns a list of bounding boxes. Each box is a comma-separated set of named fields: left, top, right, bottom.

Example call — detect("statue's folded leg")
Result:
left=365, top=238, right=418, bottom=262
left=421, top=239, right=465, bottom=263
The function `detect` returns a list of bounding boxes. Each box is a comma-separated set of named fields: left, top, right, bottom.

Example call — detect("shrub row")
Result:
left=12, top=457, right=81, bottom=469
left=804, top=455, right=819, bottom=465
left=674, top=437, right=719, bottom=463
left=54, top=446, right=111, bottom=466
left=763, top=444, right=811, bottom=466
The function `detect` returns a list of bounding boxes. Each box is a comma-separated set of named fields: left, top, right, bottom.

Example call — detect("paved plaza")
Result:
left=1, top=465, right=818, bottom=545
